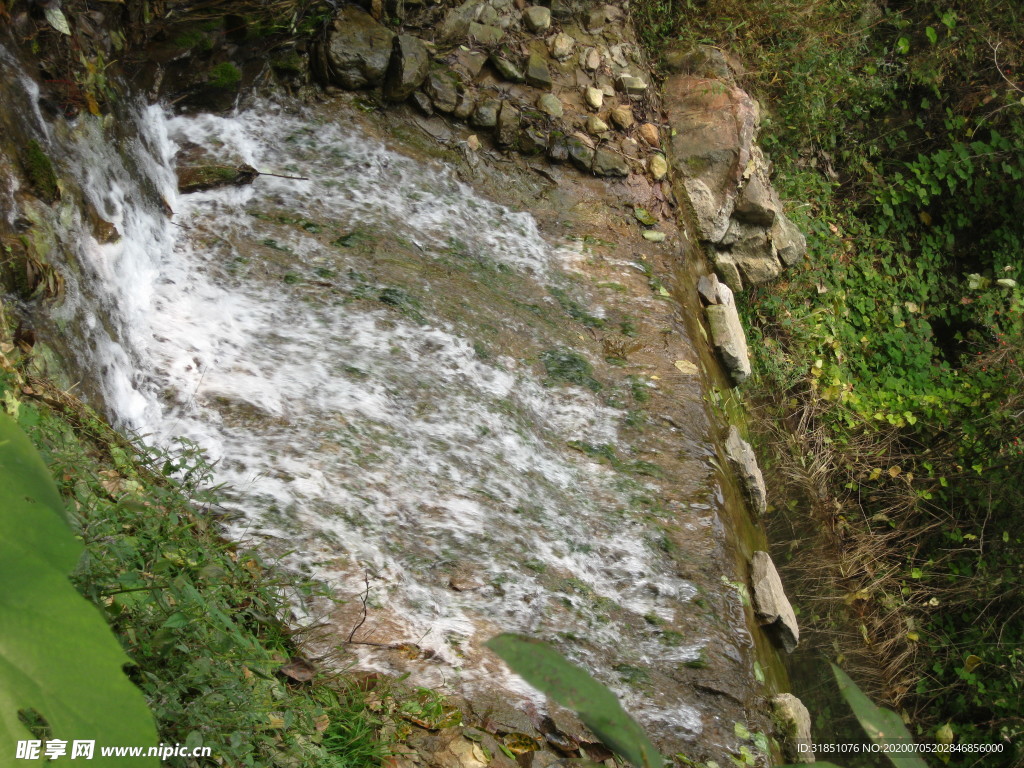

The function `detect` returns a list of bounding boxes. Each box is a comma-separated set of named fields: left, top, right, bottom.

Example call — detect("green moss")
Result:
left=173, top=29, right=213, bottom=51
left=683, top=648, right=709, bottom=669
left=540, top=348, right=602, bottom=391
left=209, top=61, right=242, bottom=88
left=22, top=140, right=59, bottom=204
left=547, top=285, right=605, bottom=328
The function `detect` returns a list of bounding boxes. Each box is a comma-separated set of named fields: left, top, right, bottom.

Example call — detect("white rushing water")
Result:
left=12, top=78, right=716, bottom=737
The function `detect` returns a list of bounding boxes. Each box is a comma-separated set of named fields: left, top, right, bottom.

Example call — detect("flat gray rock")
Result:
left=705, top=284, right=751, bottom=384
left=724, top=425, right=767, bottom=515
left=751, top=551, right=799, bottom=652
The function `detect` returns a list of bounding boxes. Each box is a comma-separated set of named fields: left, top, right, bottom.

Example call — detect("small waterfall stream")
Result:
left=2, top=41, right=775, bottom=757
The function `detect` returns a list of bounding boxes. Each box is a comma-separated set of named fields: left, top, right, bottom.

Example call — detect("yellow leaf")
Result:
left=907, top=631, right=920, bottom=642
left=964, top=654, right=983, bottom=673
left=888, top=465, right=902, bottom=477
left=936, top=722, right=954, bottom=745
left=673, top=360, right=698, bottom=375
left=843, top=589, right=871, bottom=605
left=86, top=92, right=102, bottom=117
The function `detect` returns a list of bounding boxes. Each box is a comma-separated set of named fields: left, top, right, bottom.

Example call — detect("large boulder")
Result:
left=384, top=35, right=431, bottom=102
left=663, top=74, right=758, bottom=242
left=732, top=171, right=777, bottom=227
left=662, top=51, right=807, bottom=286
left=317, top=6, right=395, bottom=90
left=718, top=220, right=784, bottom=285
left=750, top=551, right=800, bottom=653
left=724, top=425, right=767, bottom=515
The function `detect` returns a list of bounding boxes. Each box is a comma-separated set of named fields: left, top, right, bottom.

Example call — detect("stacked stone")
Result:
left=310, top=1, right=668, bottom=182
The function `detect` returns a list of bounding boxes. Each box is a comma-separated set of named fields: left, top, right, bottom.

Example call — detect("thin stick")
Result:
left=348, top=573, right=372, bottom=643
left=256, top=169, right=310, bottom=181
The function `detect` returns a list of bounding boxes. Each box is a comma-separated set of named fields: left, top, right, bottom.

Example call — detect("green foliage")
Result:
left=633, top=0, right=1024, bottom=759
left=831, top=664, right=927, bottom=768
left=0, top=412, right=158, bottom=765
left=485, top=633, right=664, bottom=768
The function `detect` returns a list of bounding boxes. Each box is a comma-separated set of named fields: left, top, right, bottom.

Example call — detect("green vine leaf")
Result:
left=0, top=413, right=158, bottom=765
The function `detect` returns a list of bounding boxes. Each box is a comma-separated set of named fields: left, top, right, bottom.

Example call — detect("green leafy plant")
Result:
left=827, top=663, right=928, bottom=768
left=486, top=633, right=664, bottom=768
left=0, top=412, right=159, bottom=763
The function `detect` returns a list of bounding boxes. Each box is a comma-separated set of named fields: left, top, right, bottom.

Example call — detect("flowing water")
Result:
left=2, top=42, right=778, bottom=757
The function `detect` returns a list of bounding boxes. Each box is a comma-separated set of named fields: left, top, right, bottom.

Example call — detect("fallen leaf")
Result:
left=279, top=658, right=316, bottom=682
left=45, top=6, right=71, bottom=34
left=673, top=360, right=698, bottom=375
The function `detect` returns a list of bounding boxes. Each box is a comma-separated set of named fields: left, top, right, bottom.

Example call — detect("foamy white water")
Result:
left=8, top=79, right=719, bottom=739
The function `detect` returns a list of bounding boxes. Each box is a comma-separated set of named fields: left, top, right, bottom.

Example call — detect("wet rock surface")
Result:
left=386, top=35, right=432, bottom=102
left=268, top=87, right=786, bottom=765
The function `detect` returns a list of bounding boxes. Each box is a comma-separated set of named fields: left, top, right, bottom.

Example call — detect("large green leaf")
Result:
left=831, top=663, right=929, bottom=768
left=0, top=413, right=158, bottom=766
left=486, top=633, right=664, bottom=768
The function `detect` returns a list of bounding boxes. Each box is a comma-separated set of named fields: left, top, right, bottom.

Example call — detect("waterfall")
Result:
left=1, top=42, right=764, bottom=753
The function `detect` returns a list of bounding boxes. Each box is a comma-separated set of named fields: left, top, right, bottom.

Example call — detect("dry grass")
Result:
left=752, top=389, right=949, bottom=713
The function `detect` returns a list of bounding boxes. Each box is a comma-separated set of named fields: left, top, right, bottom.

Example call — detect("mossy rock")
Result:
left=21, top=140, right=59, bottom=204
left=177, top=163, right=259, bottom=193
